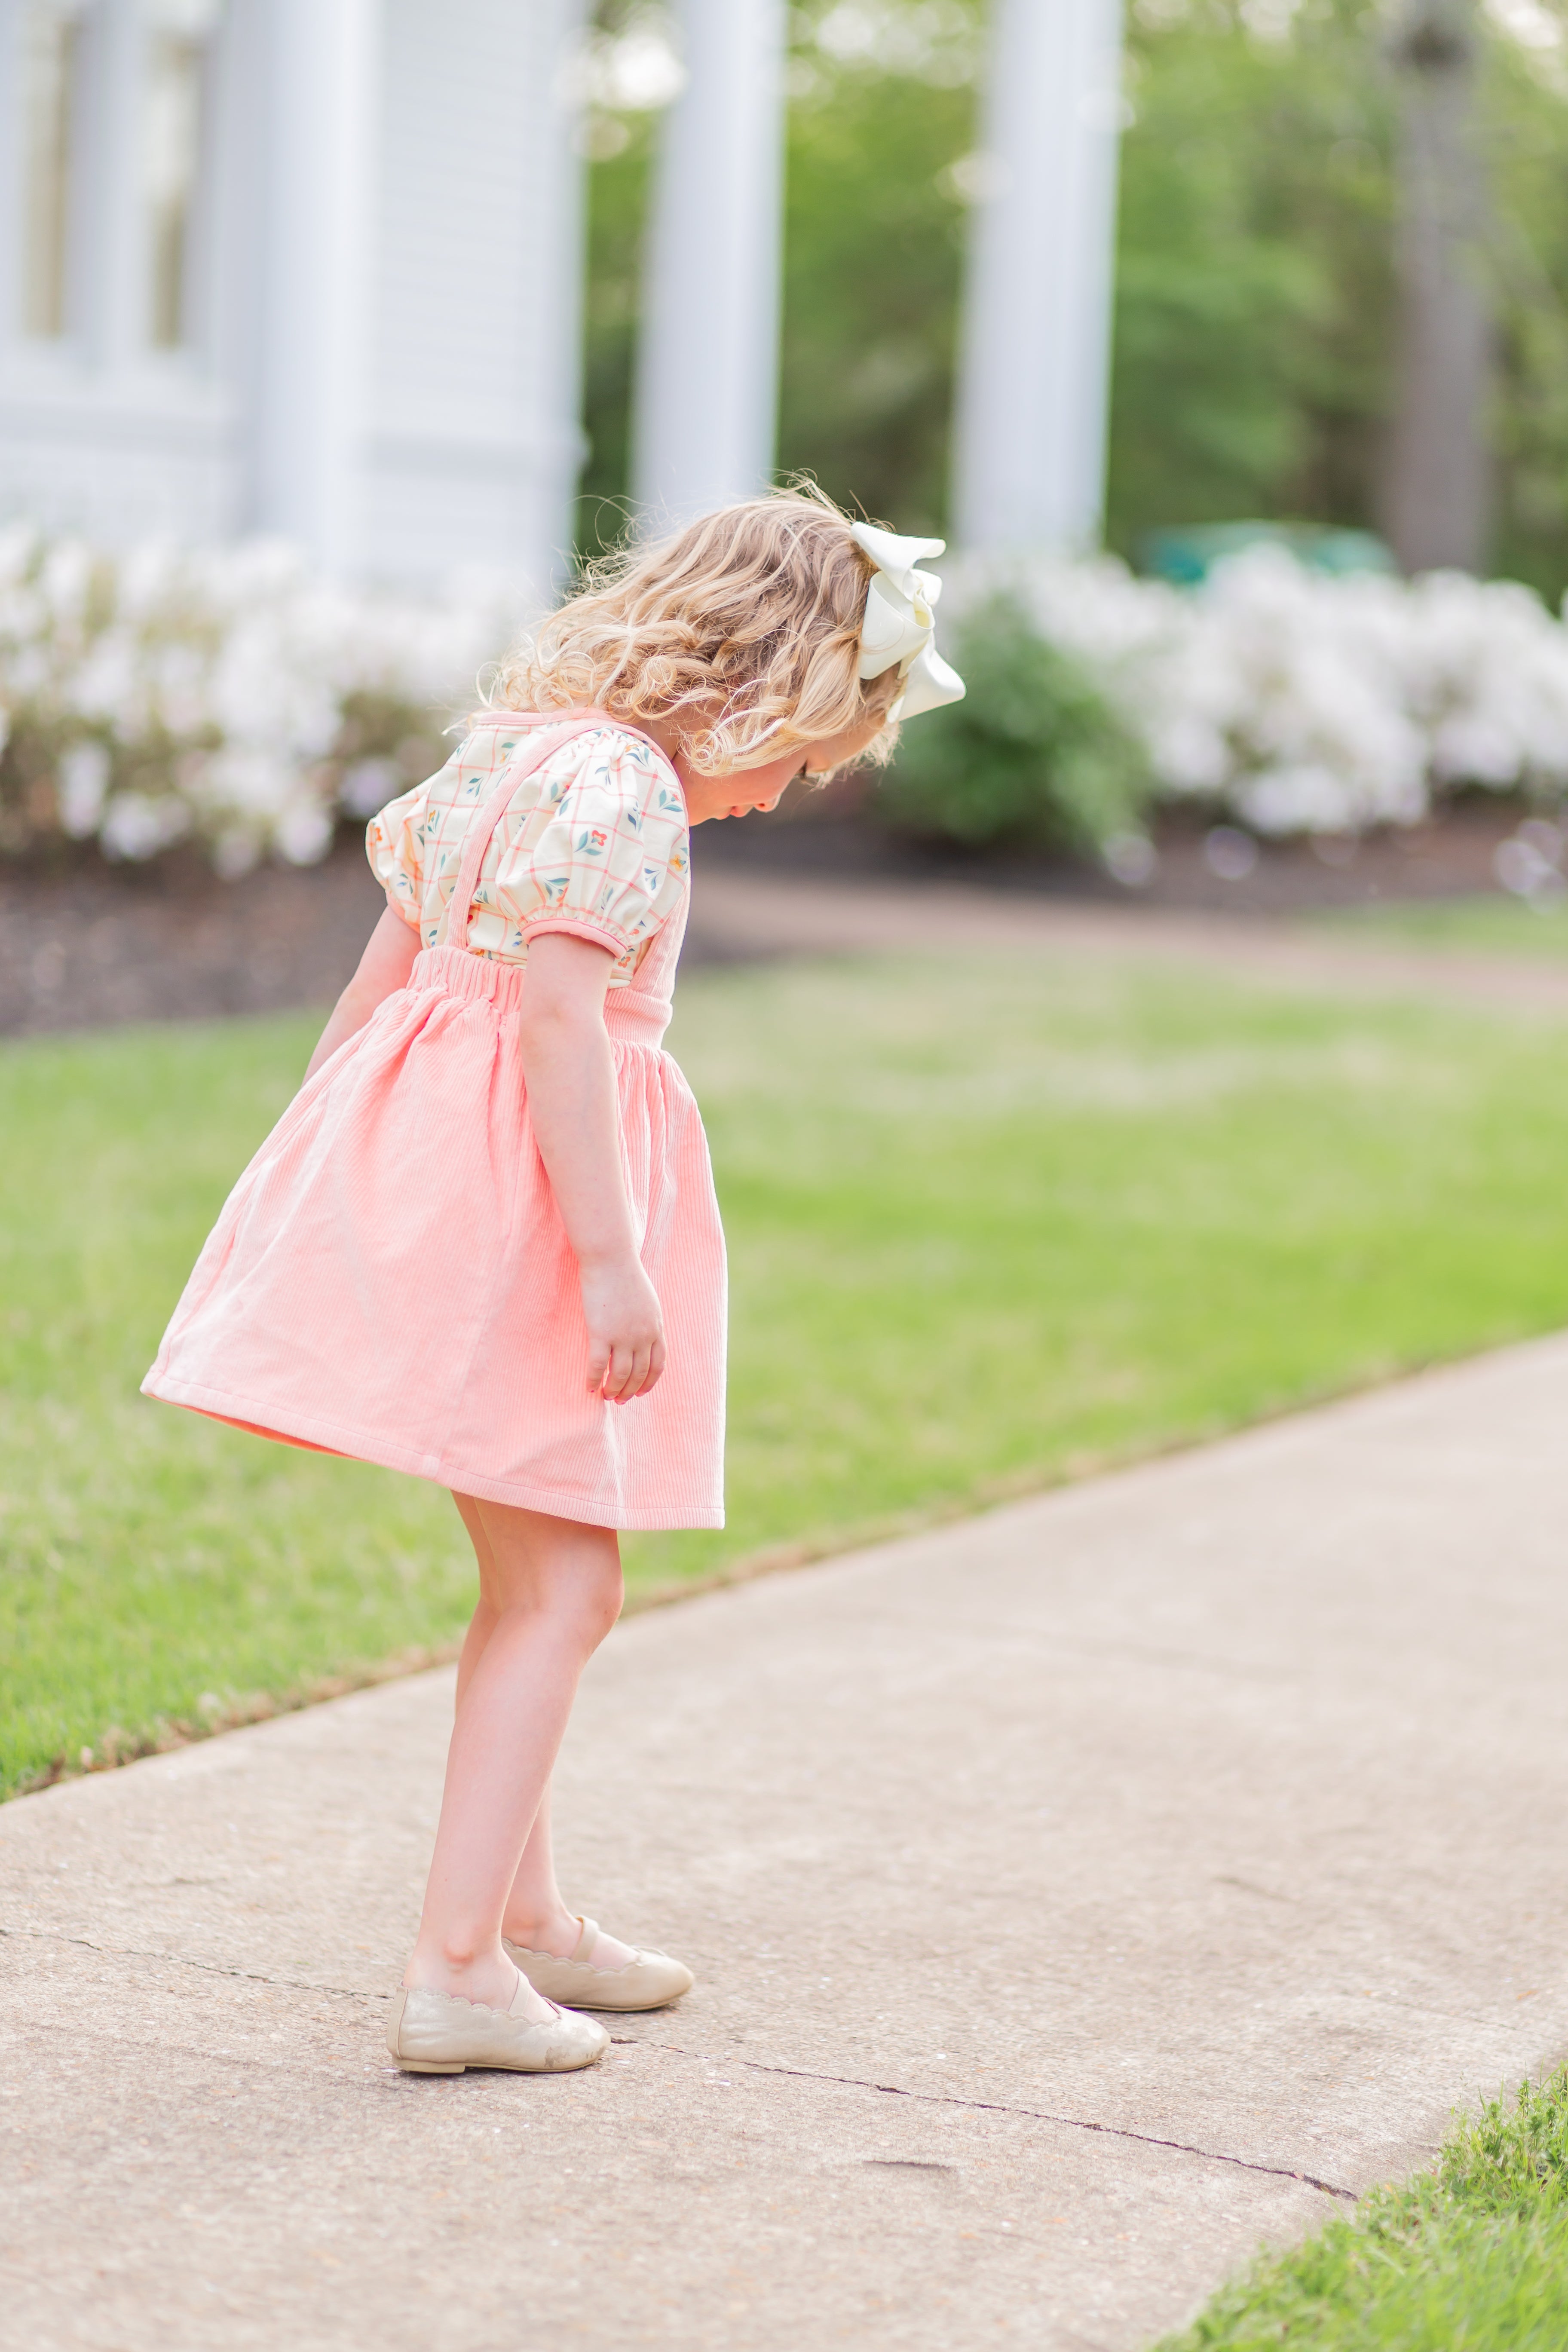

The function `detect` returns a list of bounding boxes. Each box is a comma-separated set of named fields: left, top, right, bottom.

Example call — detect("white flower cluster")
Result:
left=13, top=528, right=1568, bottom=871
left=0, top=527, right=522, bottom=871
left=949, top=544, right=1568, bottom=835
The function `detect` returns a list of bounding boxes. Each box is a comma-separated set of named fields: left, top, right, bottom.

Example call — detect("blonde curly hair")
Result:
left=488, top=485, right=903, bottom=776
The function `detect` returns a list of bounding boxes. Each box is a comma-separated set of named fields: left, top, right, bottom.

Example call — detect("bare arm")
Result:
left=304, top=906, right=421, bottom=1083
left=518, top=933, right=665, bottom=1404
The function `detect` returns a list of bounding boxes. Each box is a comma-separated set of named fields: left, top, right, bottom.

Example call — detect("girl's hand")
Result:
left=517, top=936, right=667, bottom=1403
left=579, top=1252, right=666, bottom=1402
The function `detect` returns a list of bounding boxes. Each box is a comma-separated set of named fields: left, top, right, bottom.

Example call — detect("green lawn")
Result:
left=1161, top=2072, right=1568, bottom=2352
left=1318, top=892, right=1568, bottom=958
left=9, top=945, right=1568, bottom=1795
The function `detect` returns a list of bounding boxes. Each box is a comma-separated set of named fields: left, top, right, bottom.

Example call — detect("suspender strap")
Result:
left=441, top=708, right=677, bottom=952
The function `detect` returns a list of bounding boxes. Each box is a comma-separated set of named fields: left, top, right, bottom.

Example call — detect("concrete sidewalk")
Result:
left=7, top=1338, right=1568, bottom=2350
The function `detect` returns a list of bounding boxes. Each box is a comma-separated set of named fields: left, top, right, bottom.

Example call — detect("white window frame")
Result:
left=141, top=0, right=224, bottom=361
left=4, top=0, right=92, bottom=352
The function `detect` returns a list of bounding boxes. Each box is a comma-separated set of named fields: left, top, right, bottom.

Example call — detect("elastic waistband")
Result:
left=410, top=946, right=671, bottom=1042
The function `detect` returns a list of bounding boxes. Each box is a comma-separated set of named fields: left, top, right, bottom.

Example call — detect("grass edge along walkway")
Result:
left=1158, top=2070, right=1568, bottom=2352
left=8, top=1420, right=1210, bottom=1794
left=19, top=952, right=1568, bottom=1800
left=0, top=1397, right=1309, bottom=1796
left=12, top=1348, right=1467, bottom=1804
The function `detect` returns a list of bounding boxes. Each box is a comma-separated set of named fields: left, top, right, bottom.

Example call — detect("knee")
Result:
left=572, top=1556, right=625, bottom=1651
left=539, top=1553, right=623, bottom=1656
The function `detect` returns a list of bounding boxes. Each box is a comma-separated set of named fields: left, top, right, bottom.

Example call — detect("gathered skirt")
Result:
left=143, top=946, right=726, bottom=1530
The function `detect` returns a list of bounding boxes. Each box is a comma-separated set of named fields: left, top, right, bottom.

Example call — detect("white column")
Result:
left=348, top=0, right=586, bottom=590
left=245, top=0, right=378, bottom=571
left=631, top=0, right=787, bottom=524
left=952, top=0, right=1126, bottom=554
left=76, top=0, right=147, bottom=368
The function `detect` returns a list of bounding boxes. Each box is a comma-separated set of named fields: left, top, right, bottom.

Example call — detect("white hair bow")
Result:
left=849, top=521, right=966, bottom=720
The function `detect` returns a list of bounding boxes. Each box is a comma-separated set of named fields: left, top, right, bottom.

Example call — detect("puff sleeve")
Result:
left=488, top=731, right=689, bottom=960
left=366, top=768, right=440, bottom=932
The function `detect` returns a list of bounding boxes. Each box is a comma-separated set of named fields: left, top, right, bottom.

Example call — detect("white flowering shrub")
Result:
left=0, top=527, right=522, bottom=872
left=10, top=528, right=1568, bottom=873
left=946, top=545, right=1568, bottom=838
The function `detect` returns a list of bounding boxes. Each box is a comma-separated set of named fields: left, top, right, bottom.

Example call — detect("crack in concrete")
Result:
left=635, top=2038, right=1359, bottom=2201
left=0, top=1922, right=381, bottom=2004
left=3, top=1921, right=1360, bottom=2199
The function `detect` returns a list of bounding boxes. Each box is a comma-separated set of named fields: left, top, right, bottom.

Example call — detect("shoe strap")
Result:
left=571, top=1916, right=600, bottom=1964
left=507, top=1969, right=564, bottom=2022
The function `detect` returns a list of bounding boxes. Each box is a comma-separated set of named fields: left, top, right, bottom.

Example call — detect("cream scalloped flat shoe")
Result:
left=386, top=1976, right=610, bottom=2073
left=503, top=1915, right=695, bottom=2013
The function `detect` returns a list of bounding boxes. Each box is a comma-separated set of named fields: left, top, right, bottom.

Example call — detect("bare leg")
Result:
left=498, top=1782, right=628, bottom=1963
left=450, top=1494, right=637, bottom=1970
left=405, top=1496, right=623, bottom=2012
left=451, top=1492, right=499, bottom=1715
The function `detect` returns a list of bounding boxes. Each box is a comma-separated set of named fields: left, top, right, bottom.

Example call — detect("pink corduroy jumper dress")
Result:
left=142, top=712, right=726, bottom=1531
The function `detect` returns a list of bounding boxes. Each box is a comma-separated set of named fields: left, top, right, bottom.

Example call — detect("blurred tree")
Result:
left=576, top=110, right=655, bottom=561
left=576, top=0, right=981, bottom=553
left=1115, top=0, right=1568, bottom=592
left=1382, top=0, right=1493, bottom=570
left=1108, top=0, right=1398, bottom=554
left=774, top=4, right=980, bottom=534
left=575, top=0, right=1568, bottom=594
left=572, top=1, right=669, bottom=560
left=1485, top=22, right=1568, bottom=595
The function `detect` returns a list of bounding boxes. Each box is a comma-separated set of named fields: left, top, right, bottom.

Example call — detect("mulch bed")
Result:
left=701, top=793, right=1523, bottom=914
left=0, top=839, right=390, bottom=1038
left=0, top=800, right=1524, bottom=1038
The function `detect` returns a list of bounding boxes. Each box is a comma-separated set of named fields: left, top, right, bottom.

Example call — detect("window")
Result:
left=21, top=4, right=81, bottom=339
left=144, top=0, right=221, bottom=351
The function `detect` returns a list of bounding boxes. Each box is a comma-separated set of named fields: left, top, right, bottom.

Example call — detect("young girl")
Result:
left=143, top=489, right=962, bottom=2076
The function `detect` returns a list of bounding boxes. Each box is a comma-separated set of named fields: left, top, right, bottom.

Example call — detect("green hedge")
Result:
left=875, top=592, right=1154, bottom=857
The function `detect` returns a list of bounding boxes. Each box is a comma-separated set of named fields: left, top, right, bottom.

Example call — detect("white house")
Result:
left=0, top=0, right=1125, bottom=590
left=0, top=0, right=589, bottom=591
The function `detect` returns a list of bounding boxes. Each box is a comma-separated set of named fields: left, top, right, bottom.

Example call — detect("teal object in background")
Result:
left=1140, top=521, right=1399, bottom=586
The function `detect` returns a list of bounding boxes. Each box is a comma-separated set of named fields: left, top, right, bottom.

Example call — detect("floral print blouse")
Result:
left=367, top=716, right=690, bottom=985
